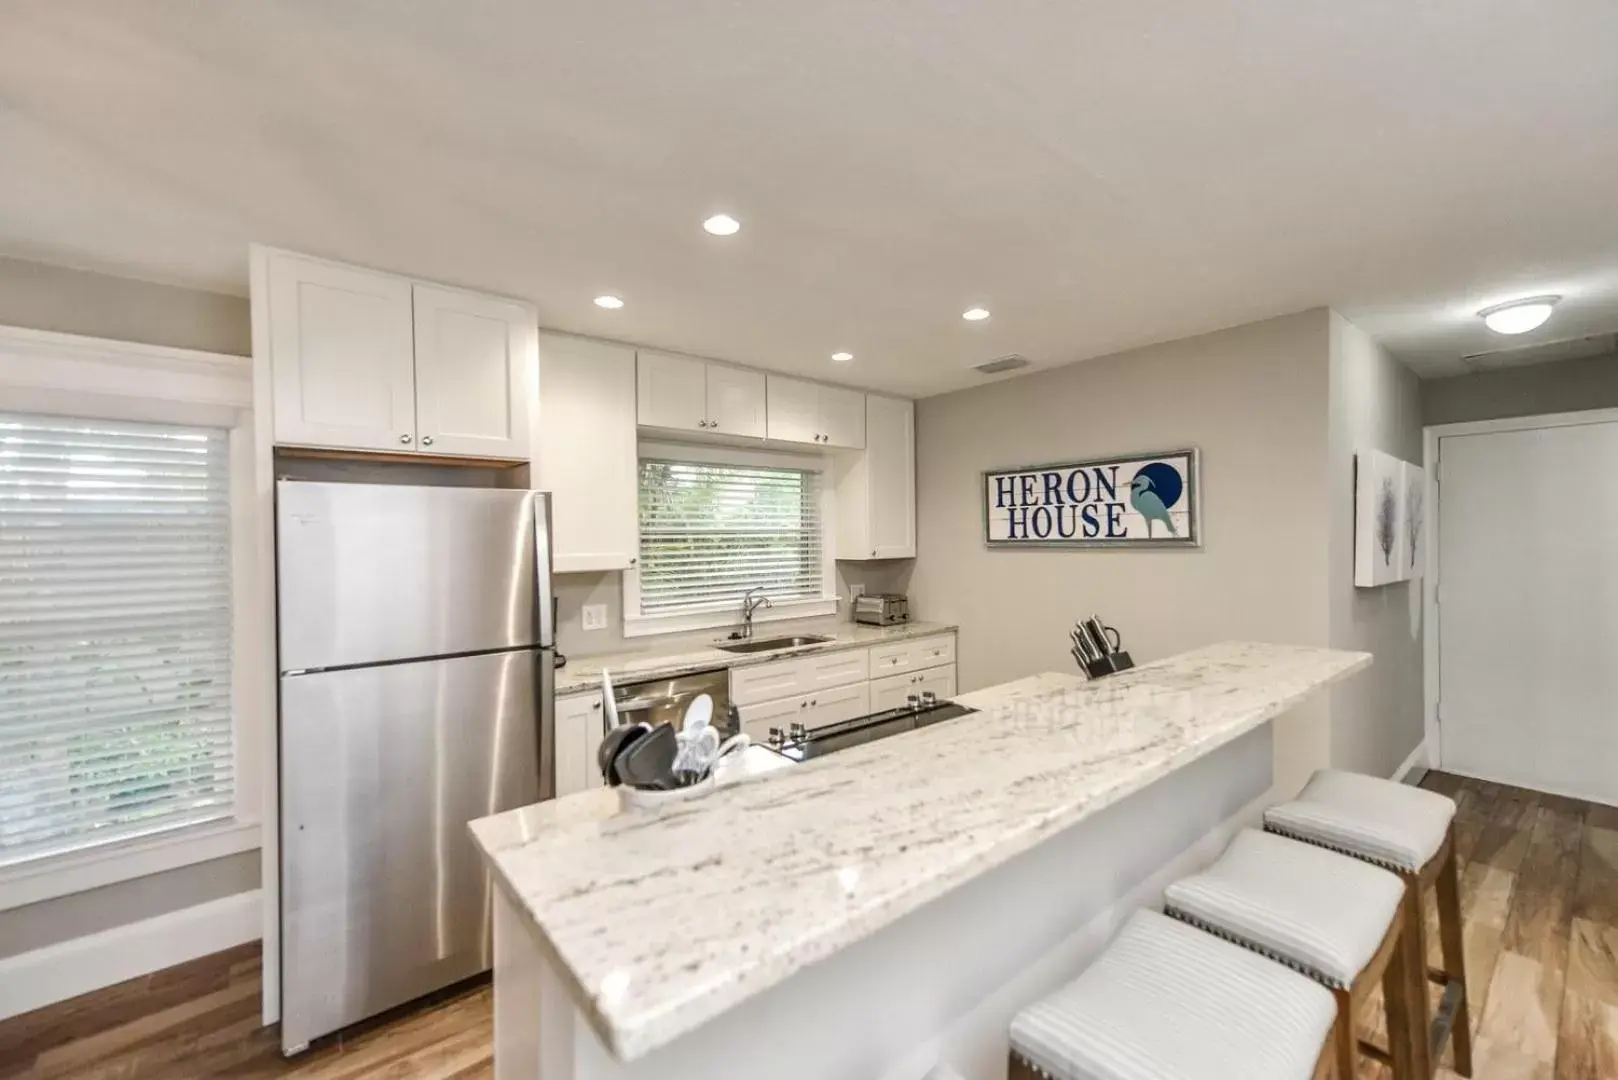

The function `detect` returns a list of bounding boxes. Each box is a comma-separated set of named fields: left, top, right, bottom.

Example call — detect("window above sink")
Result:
left=623, top=441, right=837, bottom=638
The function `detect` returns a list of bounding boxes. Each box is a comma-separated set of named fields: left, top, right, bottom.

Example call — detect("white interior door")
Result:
left=1437, top=418, right=1618, bottom=805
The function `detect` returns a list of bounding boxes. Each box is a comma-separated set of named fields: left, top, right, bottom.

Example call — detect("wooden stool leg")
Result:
left=1435, top=833, right=1474, bottom=1076
left=1331, top=992, right=1356, bottom=1080
left=1401, top=879, right=1434, bottom=1079
left=1381, top=907, right=1417, bottom=1080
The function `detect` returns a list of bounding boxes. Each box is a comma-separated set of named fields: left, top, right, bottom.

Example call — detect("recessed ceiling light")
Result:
left=1480, top=295, right=1559, bottom=335
left=962, top=307, right=991, bottom=321
left=593, top=295, right=624, bottom=309
left=831, top=351, right=854, bottom=362
left=703, top=214, right=741, bottom=236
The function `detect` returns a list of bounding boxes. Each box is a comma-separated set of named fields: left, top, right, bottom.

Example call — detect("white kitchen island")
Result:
left=468, top=641, right=1370, bottom=1080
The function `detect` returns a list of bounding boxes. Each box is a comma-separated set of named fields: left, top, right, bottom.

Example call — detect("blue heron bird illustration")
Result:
left=1129, top=463, right=1183, bottom=538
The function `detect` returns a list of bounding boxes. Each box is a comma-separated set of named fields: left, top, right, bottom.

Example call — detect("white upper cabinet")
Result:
left=705, top=365, right=766, bottom=438
left=765, top=376, right=866, bottom=449
left=835, top=393, right=916, bottom=559
left=258, top=247, right=536, bottom=460
left=819, top=385, right=867, bottom=450
left=765, top=376, right=820, bottom=445
left=636, top=351, right=707, bottom=432
left=266, top=253, right=417, bottom=452
left=636, top=352, right=766, bottom=438
left=412, top=284, right=536, bottom=459
left=536, top=334, right=639, bottom=573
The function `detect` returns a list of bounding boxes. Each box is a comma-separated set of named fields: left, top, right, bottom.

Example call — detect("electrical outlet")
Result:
left=581, top=604, right=608, bottom=632
left=849, top=583, right=865, bottom=601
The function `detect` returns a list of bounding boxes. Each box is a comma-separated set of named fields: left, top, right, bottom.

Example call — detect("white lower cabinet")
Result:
left=554, top=691, right=606, bottom=798
left=869, top=664, right=957, bottom=713
left=802, top=682, right=871, bottom=729
left=738, top=683, right=871, bottom=743
left=732, top=632, right=956, bottom=745
left=738, top=694, right=807, bottom=744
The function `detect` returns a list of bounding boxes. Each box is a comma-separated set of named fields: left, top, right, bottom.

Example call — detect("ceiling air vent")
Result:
left=973, top=354, right=1030, bottom=375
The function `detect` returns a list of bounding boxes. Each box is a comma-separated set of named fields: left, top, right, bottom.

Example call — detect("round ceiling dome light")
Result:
left=703, top=214, right=741, bottom=236
left=831, top=351, right=854, bottom=362
left=1480, top=295, right=1559, bottom=335
left=593, top=295, right=624, bottom=309
left=962, top=307, right=991, bottom=321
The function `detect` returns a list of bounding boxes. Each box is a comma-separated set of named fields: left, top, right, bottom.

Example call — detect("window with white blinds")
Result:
left=637, top=458, right=827, bottom=617
left=0, top=412, right=235, bottom=868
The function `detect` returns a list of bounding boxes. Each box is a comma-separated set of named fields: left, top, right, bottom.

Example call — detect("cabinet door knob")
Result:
left=710, top=420, right=719, bottom=430
left=422, top=436, right=435, bottom=447
left=591, top=701, right=602, bottom=710
left=628, top=557, right=637, bottom=567
left=399, top=434, right=413, bottom=444
left=698, top=419, right=709, bottom=428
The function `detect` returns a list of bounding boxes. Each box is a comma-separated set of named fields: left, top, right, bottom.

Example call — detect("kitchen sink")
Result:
left=716, top=634, right=833, bottom=654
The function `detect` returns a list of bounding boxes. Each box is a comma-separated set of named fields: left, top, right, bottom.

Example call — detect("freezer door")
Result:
left=278, top=649, right=544, bottom=1052
left=277, top=481, right=541, bottom=671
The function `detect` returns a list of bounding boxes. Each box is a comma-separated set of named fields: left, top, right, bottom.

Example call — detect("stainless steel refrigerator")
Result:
left=274, top=481, right=553, bottom=1054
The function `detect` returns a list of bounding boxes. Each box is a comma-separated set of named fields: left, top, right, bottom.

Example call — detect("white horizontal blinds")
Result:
left=639, top=459, right=822, bottom=615
left=0, top=412, right=234, bottom=867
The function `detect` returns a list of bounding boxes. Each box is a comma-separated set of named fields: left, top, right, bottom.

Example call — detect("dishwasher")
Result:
left=609, top=668, right=735, bottom=737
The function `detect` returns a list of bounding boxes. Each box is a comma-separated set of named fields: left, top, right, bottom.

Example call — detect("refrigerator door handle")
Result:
left=532, top=493, right=555, bottom=648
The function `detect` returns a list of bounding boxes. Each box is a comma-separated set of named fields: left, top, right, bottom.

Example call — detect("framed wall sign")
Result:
left=983, top=448, right=1200, bottom=548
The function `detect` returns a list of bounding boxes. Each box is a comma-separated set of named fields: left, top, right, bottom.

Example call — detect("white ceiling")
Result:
left=2, top=2, right=1616, bottom=395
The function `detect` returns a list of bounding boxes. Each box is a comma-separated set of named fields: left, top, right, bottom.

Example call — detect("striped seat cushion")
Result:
left=1265, top=769, right=1456, bottom=872
left=1009, top=910, right=1336, bottom=1080
left=1165, top=829, right=1404, bottom=988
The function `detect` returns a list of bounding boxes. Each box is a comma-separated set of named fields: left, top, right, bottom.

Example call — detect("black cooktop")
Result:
left=771, top=700, right=977, bottom=762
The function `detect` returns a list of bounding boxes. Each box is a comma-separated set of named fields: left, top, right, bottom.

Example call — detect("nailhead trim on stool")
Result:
left=1164, top=829, right=1404, bottom=990
left=1008, top=909, right=1336, bottom=1080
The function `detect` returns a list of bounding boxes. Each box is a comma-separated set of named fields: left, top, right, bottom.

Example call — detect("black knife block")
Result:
left=1082, top=651, right=1135, bottom=679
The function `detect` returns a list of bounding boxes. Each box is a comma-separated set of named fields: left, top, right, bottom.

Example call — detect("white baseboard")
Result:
left=1392, top=739, right=1430, bottom=784
left=0, top=889, right=262, bottom=1022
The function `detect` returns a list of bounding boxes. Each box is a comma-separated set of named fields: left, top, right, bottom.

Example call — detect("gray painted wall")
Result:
left=0, top=255, right=249, bottom=356
left=1422, top=352, right=1618, bottom=426
left=0, top=257, right=258, bottom=959
left=908, top=310, right=1336, bottom=796
left=1327, top=314, right=1425, bottom=778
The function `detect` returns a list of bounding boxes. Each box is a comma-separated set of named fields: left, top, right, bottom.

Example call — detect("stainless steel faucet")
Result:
left=740, top=587, right=773, bottom=638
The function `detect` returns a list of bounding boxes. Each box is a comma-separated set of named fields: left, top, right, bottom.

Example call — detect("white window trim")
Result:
left=0, top=325, right=259, bottom=911
left=623, top=440, right=837, bottom=639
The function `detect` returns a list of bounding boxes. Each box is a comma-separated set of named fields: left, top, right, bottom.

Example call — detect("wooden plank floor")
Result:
left=0, top=945, right=491, bottom=1079
left=1352, top=770, right=1618, bottom=1080
left=0, top=769, right=1610, bottom=1079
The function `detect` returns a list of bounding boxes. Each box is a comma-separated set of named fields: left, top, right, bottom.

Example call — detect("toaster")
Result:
left=853, top=593, right=910, bottom=626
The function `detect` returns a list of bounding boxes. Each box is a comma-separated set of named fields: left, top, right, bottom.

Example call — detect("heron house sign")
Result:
left=983, top=449, right=1201, bottom=548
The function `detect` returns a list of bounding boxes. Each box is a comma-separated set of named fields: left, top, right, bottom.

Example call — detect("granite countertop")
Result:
left=553, top=617, right=958, bottom=696
left=471, top=641, right=1371, bottom=1062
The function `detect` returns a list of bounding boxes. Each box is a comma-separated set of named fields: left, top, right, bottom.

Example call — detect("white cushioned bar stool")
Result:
left=1163, top=829, right=1419, bottom=1080
left=1008, top=909, right=1339, bottom=1080
left=1265, top=770, right=1472, bottom=1080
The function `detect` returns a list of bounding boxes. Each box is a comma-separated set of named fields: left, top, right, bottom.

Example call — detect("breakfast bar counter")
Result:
left=469, top=641, right=1371, bottom=1080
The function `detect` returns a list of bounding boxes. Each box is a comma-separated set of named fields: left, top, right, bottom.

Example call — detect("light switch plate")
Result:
left=581, top=604, right=608, bottom=631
